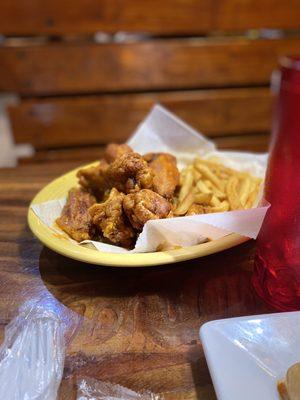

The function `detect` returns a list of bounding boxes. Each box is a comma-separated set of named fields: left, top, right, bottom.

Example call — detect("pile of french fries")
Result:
left=175, top=156, right=262, bottom=216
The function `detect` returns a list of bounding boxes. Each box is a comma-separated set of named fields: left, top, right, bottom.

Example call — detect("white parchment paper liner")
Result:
left=31, top=105, right=269, bottom=254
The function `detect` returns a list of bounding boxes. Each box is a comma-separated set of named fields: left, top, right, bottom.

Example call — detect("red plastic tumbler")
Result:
left=253, top=56, right=300, bottom=311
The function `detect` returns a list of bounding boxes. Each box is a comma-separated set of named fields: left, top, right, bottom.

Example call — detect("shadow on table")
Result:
left=39, top=240, right=261, bottom=319
left=38, top=240, right=271, bottom=352
left=37, top=241, right=271, bottom=399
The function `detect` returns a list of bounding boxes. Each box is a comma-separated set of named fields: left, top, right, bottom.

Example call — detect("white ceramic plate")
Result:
left=200, top=312, right=300, bottom=400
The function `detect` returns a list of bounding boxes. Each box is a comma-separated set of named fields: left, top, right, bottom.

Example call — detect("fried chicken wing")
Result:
left=89, top=188, right=136, bottom=248
left=77, top=159, right=109, bottom=198
left=104, top=143, right=133, bottom=163
left=107, top=152, right=154, bottom=193
left=144, top=153, right=179, bottom=198
left=123, top=189, right=172, bottom=230
left=58, top=143, right=182, bottom=248
left=77, top=144, right=132, bottom=196
left=56, top=187, right=96, bottom=242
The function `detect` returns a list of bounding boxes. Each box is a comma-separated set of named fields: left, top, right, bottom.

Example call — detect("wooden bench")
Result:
left=1, top=0, right=300, bottom=162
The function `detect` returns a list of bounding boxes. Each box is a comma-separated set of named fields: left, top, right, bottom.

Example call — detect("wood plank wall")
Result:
left=2, top=0, right=300, bottom=35
left=1, top=0, right=300, bottom=162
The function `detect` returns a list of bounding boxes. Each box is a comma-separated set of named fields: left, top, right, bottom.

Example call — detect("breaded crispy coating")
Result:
left=144, top=153, right=179, bottom=198
left=56, top=187, right=96, bottom=242
left=106, top=153, right=154, bottom=193
left=104, top=143, right=133, bottom=163
left=59, top=144, right=181, bottom=248
left=123, top=189, right=172, bottom=230
left=77, top=159, right=109, bottom=198
left=89, top=188, right=136, bottom=248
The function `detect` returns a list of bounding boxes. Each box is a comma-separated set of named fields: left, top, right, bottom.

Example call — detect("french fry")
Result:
left=178, top=169, right=194, bottom=202
left=212, top=187, right=226, bottom=200
left=178, top=155, right=261, bottom=216
left=245, top=182, right=261, bottom=209
left=204, top=180, right=226, bottom=199
left=180, top=165, right=193, bottom=182
left=193, top=170, right=202, bottom=182
left=194, top=193, right=213, bottom=204
left=196, top=180, right=212, bottom=194
left=208, top=201, right=230, bottom=213
left=196, top=157, right=235, bottom=177
left=226, top=175, right=242, bottom=210
left=175, top=192, right=195, bottom=215
left=195, top=163, right=223, bottom=190
left=210, top=195, right=222, bottom=207
left=204, top=179, right=213, bottom=188
left=239, top=177, right=251, bottom=207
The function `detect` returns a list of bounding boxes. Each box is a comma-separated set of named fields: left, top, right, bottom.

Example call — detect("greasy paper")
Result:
left=31, top=105, right=269, bottom=253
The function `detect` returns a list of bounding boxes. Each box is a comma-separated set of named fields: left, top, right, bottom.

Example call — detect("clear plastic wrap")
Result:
left=0, top=299, right=66, bottom=400
left=0, top=298, right=164, bottom=400
left=77, top=377, right=164, bottom=400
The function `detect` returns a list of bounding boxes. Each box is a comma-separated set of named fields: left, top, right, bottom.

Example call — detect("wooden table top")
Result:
left=0, top=162, right=273, bottom=399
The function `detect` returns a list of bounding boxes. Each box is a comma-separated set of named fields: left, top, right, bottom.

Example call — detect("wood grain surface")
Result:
left=1, top=37, right=299, bottom=95
left=0, top=162, right=273, bottom=398
left=1, top=0, right=300, bottom=35
left=9, top=88, right=273, bottom=149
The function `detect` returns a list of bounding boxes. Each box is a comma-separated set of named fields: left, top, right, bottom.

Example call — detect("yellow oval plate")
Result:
left=28, top=163, right=249, bottom=267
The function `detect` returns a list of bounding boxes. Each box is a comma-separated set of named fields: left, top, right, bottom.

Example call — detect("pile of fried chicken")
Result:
left=56, top=143, right=180, bottom=248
